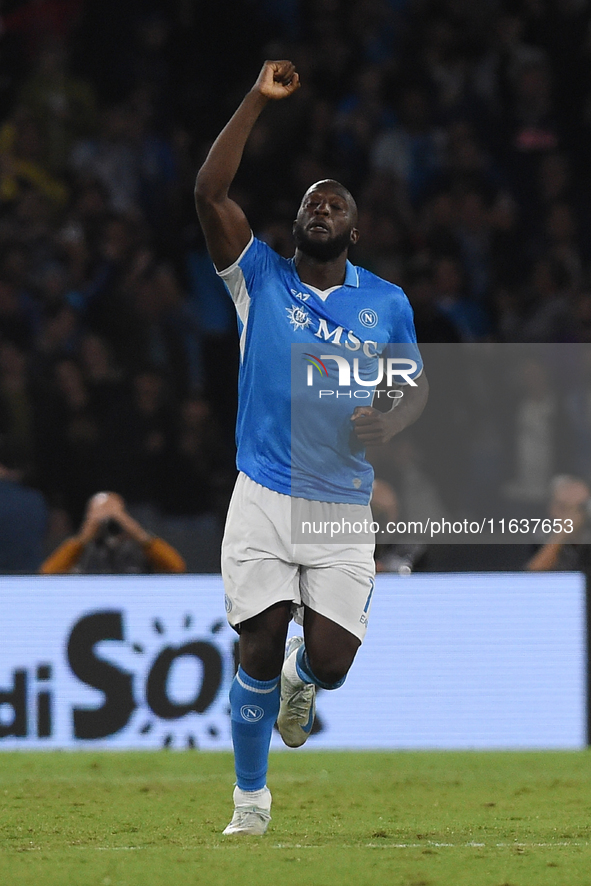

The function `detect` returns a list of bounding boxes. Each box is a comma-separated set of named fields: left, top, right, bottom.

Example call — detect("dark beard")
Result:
left=293, top=224, right=352, bottom=261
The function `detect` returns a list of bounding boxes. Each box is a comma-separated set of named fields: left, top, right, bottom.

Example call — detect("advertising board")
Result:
left=0, top=573, right=585, bottom=749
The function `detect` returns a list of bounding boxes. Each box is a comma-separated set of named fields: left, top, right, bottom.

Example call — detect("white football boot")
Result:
left=277, top=636, right=316, bottom=748
left=222, top=785, right=272, bottom=836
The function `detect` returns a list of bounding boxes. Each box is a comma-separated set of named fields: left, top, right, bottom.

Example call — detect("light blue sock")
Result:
left=230, top=666, right=280, bottom=791
left=295, top=644, right=346, bottom=690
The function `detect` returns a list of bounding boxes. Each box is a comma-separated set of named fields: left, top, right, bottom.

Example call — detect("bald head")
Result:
left=89, top=491, right=125, bottom=510
left=294, top=180, right=359, bottom=262
left=301, top=180, right=358, bottom=224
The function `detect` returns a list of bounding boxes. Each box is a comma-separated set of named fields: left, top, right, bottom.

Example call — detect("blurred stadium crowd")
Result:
left=1, top=0, right=591, bottom=571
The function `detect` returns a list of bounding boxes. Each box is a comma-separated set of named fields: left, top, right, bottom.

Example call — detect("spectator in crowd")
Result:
left=0, top=0, right=84, bottom=61
left=502, top=356, right=567, bottom=515
left=77, top=331, right=125, bottom=419
left=39, top=490, right=185, bottom=573
left=370, top=83, right=444, bottom=208
left=156, top=393, right=232, bottom=520
left=0, top=107, right=68, bottom=207
left=0, top=338, right=38, bottom=469
left=18, top=39, right=97, bottom=175
left=526, top=475, right=591, bottom=572
left=404, top=266, right=461, bottom=343
left=432, top=255, right=489, bottom=340
left=103, top=367, right=174, bottom=507
left=0, top=440, right=48, bottom=573
left=152, top=393, right=233, bottom=573
left=39, top=355, right=103, bottom=522
left=371, top=477, right=428, bottom=575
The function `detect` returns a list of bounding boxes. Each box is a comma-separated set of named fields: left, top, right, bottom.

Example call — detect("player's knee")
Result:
left=239, top=628, right=285, bottom=680
left=306, top=648, right=353, bottom=688
left=239, top=603, right=291, bottom=680
left=240, top=635, right=285, bottom=680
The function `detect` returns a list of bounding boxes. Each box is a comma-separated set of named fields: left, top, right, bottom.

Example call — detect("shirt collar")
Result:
left=344, top=260, right=360, bottom=288
left=290, top=257, right=359, bottom=289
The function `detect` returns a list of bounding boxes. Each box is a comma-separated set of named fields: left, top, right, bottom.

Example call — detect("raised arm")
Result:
left=194, top=60, right=300, bottom=271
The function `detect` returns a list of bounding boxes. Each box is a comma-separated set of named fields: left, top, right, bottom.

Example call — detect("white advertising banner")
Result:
left=0, top=572, right=586, bottom=750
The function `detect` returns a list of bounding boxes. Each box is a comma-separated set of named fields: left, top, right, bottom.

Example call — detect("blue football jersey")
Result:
left=219, top=235, right=421, bottom=504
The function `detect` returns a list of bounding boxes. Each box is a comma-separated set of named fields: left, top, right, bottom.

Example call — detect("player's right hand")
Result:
left=253, top=60, right=300, bottom=100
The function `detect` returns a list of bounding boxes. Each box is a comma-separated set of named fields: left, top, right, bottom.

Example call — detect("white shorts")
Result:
left=221, top=473, right=376, bottom=642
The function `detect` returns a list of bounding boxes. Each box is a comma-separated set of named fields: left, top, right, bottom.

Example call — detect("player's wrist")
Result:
left=381, top=409, right=401, bottom=440
left=247, top=87, right=270, bottom=108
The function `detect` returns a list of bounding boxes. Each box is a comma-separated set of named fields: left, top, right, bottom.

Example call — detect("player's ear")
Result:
left=350, top=227, right=360, bottom=246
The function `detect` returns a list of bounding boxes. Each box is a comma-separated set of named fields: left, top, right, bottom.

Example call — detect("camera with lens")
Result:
left=98, top=517, right=124, bottom=540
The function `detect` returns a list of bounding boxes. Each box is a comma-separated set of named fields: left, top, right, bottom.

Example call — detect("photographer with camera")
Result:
left=39, top=492, right=186, bottom=574
left=526, top=475, right=591, bottom=572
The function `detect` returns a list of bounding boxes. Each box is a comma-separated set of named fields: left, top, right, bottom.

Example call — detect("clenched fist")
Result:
left=351, top=406, right=396, bottom=446
left=252, top=60, right=300, bottom=101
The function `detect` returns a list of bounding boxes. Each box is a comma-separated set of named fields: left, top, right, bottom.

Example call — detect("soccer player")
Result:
left=195, top=59, right=428, bottom=835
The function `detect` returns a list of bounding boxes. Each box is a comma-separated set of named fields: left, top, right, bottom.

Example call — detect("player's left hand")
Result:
left=350, top=406, right=393, bottom=445
left=253, top=60, right=300, bottom=101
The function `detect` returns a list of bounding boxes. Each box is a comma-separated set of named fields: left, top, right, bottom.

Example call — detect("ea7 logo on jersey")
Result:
left=287, top=305, right=312, bottom=331
left=291, top=288, right=311, bottom=301
left=359, top=308, right=378, bottom=328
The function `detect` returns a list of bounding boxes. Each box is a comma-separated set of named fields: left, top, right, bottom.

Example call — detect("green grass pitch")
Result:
left=1, top=750, right=591, bottom=886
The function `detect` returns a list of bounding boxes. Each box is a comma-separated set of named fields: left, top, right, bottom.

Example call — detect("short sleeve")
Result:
left=385, top=297, right=423, bottom=382
left=217, top=235, right=278, bottom=306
